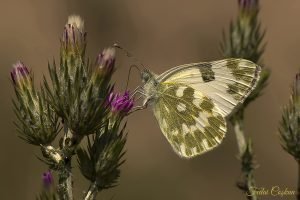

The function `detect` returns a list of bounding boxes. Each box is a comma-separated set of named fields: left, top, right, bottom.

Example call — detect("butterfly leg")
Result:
left=127, top=97, right=149, bottom=115
left=128, top=104, right=148, bottom=114
left=130, top=86, right=145, bottom=98
left=134, top=95, right=144, bottom=102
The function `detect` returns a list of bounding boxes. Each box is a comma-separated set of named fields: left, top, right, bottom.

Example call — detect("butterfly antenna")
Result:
left=113, top=43, right=145, bottom=69
left=125, top=64, right=140, bottom=91
left=113, top=43, right=144, bottom=91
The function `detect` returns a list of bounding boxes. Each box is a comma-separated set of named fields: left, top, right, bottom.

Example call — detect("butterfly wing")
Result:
left=152, top=83, right=226, bottom=158
left=157, top=58, right=261, bottom=116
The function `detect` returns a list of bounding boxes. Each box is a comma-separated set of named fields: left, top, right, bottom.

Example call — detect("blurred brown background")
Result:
left=0, top=0, right=299, bottom=199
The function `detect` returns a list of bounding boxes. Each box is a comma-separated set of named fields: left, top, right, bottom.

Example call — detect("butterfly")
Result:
left=131, top=58, right=261, bottom=158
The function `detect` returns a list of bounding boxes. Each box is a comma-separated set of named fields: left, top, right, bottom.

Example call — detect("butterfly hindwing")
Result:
left=152, top=83, right=226, bottom=158
left=157, top=58, right=261, bottom=116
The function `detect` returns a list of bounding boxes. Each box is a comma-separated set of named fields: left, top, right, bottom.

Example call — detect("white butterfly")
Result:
left=131, top=58, right=261, bottom=158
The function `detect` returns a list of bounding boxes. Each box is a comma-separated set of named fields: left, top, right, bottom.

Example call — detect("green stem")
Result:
left=233, top=120, right=257, bottom=200
left=234, top=119, right=246, bottom=155
left=298, top=160, right=300, bottom=200
left=246, top=174, right=257, bottom=200
left=57, top=123, right=73, bottom=200
left=84, top=182, right=98, bottom=200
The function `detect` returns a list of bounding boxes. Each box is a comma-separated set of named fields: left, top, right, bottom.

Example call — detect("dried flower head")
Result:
left=42, top=170, right=53, bottom=188
left=94, top=47, right=116, bottom=77
left=61, top=15, right=86, bottom=51
left=97, top=48, right=115, bottom=71
left=90, top=47, right=116, bottom=89
left=108, top=91, right=134, bottom=115
left=10, top=61, right=30, bottom=87
left=67, top=15, right=84, bottom=32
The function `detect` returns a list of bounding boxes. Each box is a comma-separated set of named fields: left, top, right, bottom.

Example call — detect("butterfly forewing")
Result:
left=158, top=58, right=261, bottom=116
left=152, top=83, right=226, bottom=158
left=141, top=58, right=261, bottom=158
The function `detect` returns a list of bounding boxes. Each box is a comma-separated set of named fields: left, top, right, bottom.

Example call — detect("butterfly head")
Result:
left=140, top=68, right=160, bottom=101
left=141, top=68, right=155, bottom=83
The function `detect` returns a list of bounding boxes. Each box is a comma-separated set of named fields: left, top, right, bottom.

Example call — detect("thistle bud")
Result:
left=294, top=73, right=300, bottom=98
left=108, top=91, right=134, bottom=116
left=279, top=73, right=300, bottom=161
left=91, top=47, right=116, bottom=86
left=95, top=47, right=115, bottom=76
left=238, top=0, right=258, bottom=14
left=42, top=170, right=53, bottom=188
left=67, top=15, right=84, bottom=32
left=10, top=61, right=30, bottom=87
left=61, top=15, right=86, bottom=55
left=11, top=61, right=60, bottom=145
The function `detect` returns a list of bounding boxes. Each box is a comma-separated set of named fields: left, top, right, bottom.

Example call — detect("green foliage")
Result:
left=220, top=11, right=264, bottom=63
left=240, top=140, right=256, bottom=174
left=11, top=15, right=131, bottom=199
left=220, top=1, right=267, bottom=199
left=13, top=83, right=60, bottom=145
left=77, top=119, right=127, bottom=190
left=237, top=140, right=258, bottom=200
left=279, top=75, right=300, bottom=161
left=44, top=57, right=112, bottom=137
left=36, top=191, right=58, bottom=200
left=220, top=1, right=269, bottom=116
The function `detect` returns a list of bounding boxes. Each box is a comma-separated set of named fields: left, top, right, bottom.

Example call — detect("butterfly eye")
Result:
left=141, top=70, right=150, bottom=83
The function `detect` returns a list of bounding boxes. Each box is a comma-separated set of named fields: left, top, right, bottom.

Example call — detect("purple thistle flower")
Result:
left=10, top=61, right=30, bottom=86
left=238, top=0, right=258, bottom=10
left=42, top=170, right=53, bottom=188
left=96, top=47, right=116, bottom=75
left=108, top=91, right=134, bottom=115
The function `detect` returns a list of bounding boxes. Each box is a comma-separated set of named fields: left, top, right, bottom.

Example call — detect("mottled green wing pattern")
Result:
left=152, top=83, right=226, bottom=158
left=158, top=59, right=261, bottom=116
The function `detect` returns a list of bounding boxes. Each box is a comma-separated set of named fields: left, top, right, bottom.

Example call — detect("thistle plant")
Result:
left=11, top=15, right=134, bottom=200
left=220, top=0, right=270, bottom=199
left=279, top=73, right=300, bottom=200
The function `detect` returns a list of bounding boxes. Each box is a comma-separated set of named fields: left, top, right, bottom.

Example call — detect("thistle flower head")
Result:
left=294, top=73, right=300, bottom=98
left=108, top=91, right=134, bottom=115
left=96, top=47, right=115, bottom=74
left=10, top=61, right=30, bottom=87
left=42, top=170, right=53, bottom=188
left=90, top=47, right=116, bottom=87
left=67, top=15, right=84, bottom=32
left=238, top=0, right=258, bottom=12
left=61, top=15, right=86, bottom=50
